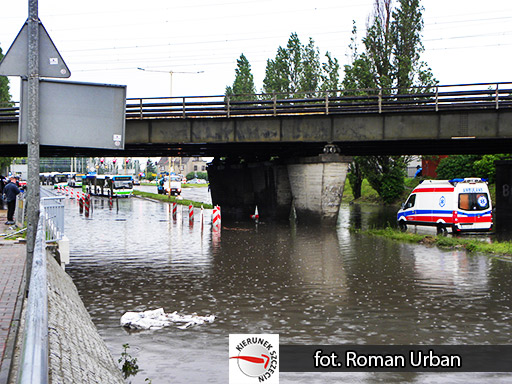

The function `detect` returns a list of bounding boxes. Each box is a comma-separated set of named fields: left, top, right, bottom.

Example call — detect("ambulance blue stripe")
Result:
left=457, top=210, right=492, bottom=217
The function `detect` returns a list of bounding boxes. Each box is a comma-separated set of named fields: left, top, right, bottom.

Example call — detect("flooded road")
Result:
left=62, top=190, right=512, bottom=383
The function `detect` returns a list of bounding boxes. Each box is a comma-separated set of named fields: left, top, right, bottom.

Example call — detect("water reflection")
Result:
left=62, top=196, right=512, bottom=383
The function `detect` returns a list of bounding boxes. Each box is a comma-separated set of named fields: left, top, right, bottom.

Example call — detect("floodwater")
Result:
left=61, top=188, right=512, bottom=383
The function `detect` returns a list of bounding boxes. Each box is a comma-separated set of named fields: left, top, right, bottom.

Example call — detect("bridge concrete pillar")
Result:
left=207, top=154, right=350, bottom=224
left=286, top=154, right=351, bottom=224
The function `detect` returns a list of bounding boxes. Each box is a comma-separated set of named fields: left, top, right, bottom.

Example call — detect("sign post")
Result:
left=26, top=0, right=40, bottom=278
left=0, top=1, right=125, bottom=279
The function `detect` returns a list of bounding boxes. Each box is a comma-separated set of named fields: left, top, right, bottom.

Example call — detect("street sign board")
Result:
left=0, top=21, right=70, bottom=78
left=19, top=79, right=126, bottom=149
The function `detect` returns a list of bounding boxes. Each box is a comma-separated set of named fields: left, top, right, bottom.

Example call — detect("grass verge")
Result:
left=133, top=190, right=213, bottom=209
left=351, top=226, right=512, bottom=257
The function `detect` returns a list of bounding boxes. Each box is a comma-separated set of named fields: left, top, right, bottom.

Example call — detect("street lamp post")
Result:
left=137, top=67, right=204, bottom=97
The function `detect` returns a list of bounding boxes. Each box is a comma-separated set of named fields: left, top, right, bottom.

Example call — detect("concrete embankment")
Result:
left=7, top=250, right=124, bottom=384
left=46, top=253, right=124, bottom=383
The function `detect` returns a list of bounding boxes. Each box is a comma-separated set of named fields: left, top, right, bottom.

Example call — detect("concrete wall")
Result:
left=46, top=254, right=124, bottom=384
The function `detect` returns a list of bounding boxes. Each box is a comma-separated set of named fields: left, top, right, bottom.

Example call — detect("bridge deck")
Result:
left=2, top=82, right=512, bottom=157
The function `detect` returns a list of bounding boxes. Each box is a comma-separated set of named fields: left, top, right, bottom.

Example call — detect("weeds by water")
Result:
left=118, top=343, right=139, bottom=379
left=351, top=226, right=512, bottom=258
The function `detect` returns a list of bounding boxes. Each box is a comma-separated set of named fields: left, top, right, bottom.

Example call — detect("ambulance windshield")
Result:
left=458, top=193, right=489, bottom=211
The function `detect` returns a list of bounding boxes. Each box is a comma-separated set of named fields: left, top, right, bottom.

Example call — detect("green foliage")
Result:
left=0, top=46, right=12, bottom=105
left=133, top=190, right=213, bottom=209
left=186, top=171, right=208, bottom=181
left=145, top=158, right=157, bottom=175
left=0, top=157, right=14, bottom=173
left=118, top=343, right=139, bottom=379
left=344, top=0, right=437, bottom=93
left=436, top=154, right=511, bottom=182
left=320, top=52, right=340, bottom=92
left=473, top=154, right=511, bottom=183
left=380, top=166, right=406, bottom=203
left=358, top=155, right=408, bottom=204
left=344, top=1, right=434, bottom=204
left=263, top=32, right=340, bottom=97
left=225, top=54, right=257, bottom=101
left=435, top=155, right=483, bottom=180
left=347, top=156, right=364, bottom=199
left=359, top=226, right=512, bottom=257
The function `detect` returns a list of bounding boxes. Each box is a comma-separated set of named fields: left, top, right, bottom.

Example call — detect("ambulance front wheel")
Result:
left=398, top=221, right=407, bottom=232
left=437, top=224, right=448, bottom=236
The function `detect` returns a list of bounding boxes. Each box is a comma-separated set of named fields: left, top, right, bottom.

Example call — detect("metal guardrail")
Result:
left=18, top=212, right=48, bottom=384
left=41, top=197, right=65, bottom=243
left=17, top=188, right=66, bottom=383
left=1, top=82, right=512, bottom=122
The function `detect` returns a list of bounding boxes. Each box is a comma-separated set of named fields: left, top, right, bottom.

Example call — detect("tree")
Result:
left=392, top=0, right=437, bottom=93
left=344, top=0, right=436, bottom=202
left=0, top=46, right=11, bottom=104
left=436, top=154, right=511, bottom=183
left=262, top=33, right=339, bottom=98
left=320, top=52, right=341, bottom=93
left=225, top=54, right=257, bottom=101
left=359, top=155, right=409, bottom=204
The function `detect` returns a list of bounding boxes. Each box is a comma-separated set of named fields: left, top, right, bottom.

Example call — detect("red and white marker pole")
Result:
left=84, top=195, right=90, bottom=217
left=212, top=205, right=221, bottom=228
left=172, top=202, right=177, bottom=219
left=189, top=204, right=194, bottom=223
left=250, top=205, right=259, bottom=223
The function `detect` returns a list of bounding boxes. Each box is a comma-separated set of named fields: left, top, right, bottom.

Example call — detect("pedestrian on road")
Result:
left=4, top=176, right=20, bottom=225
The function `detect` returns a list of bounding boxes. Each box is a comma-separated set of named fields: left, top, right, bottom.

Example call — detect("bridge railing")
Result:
left=0, top=101, right=20, bottom=122
left=125, top=82, right=512, bottom=119
left=1, top=83, right=511, bottom=121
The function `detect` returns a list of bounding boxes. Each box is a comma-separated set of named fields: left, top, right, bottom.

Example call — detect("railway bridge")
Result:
left=1, top=82, right=512, bottom=222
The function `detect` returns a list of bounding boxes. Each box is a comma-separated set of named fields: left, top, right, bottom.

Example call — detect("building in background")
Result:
left=157, top=157, right=208, bottom=176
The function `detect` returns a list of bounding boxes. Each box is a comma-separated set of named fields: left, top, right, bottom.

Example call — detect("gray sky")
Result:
left=1, top=0, right=512, bottom=101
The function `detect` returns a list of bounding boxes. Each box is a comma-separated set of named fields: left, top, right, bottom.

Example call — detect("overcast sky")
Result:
left=1, top=0, right=512, bottom=102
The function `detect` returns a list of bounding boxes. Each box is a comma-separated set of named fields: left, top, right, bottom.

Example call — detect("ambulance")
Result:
left=397, top=178, right=493, bottom=234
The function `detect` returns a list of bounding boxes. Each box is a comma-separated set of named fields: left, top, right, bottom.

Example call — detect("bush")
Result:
left=436, top=154, right=511, bottom=182
left=379, top=167, right=405, bottom=204
left=435, top=155, right=481, bottom=180
left=186, top=171, right=208, bottom=181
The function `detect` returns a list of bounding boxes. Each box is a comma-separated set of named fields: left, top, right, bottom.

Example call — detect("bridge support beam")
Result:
left=286, top=154, right=351, bottom=224
left=207, top=154, right=350, bottom=224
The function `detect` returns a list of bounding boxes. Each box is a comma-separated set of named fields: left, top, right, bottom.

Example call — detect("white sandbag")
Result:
left=121, top=308, right=215, bottom=330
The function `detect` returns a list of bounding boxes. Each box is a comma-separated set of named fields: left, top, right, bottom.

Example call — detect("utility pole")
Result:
left=27, top=0, right=40, bottom=277
left=137, top=67, right=204, bottom=97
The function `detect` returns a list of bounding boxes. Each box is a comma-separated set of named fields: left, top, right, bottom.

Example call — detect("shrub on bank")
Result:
left=133, top=190, right=213, bottom=209
left=353, top=227, right=512, bottom=257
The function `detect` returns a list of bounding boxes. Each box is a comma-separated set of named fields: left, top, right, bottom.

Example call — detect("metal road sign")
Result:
left=19, top=79, right=126, bottom=149
left=0, top=21, right=70, bottom=78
